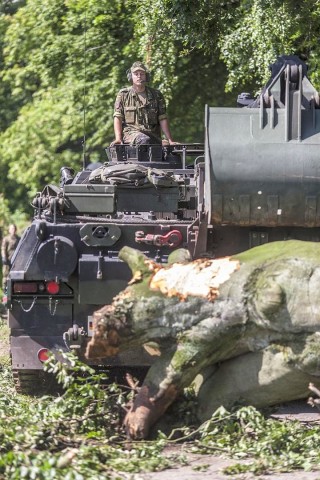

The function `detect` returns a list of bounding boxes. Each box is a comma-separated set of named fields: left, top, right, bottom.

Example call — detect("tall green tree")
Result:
left=0, top=0, right=135, bottom=195
left=133, top=0, right=320, bottom=91
left=0, top=0, right=29, bottom=225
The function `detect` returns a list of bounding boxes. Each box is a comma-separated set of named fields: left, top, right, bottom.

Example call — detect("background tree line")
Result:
left=0, top=0, right=319, bottom=228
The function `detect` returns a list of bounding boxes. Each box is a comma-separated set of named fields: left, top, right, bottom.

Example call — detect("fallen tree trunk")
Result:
left=85, top=240, right=320, bottom=439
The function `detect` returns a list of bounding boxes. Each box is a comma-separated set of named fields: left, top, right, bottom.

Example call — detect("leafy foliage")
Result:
left=217, top=0, right=317, bottom=92
left=0, top=352, right=174, bottom=479
left=2, top=353, right=320, bottom=478
left=0, top=0, right=135, bottom=197
left=0, top=347, right=320, bottom=477
left=134, top=0, right=320, bottom=92
left=196, top=405, right=320, bottom=474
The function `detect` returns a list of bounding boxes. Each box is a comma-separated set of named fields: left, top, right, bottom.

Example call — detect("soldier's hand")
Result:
left=110, top=139, right=123, bottom=147
left=162, top=139, right=180, bottom=146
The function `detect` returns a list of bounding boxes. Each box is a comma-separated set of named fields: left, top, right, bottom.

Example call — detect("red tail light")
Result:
left=46, top=281, right=60, bottom=295
left=37, top=348, right=50, bottom=362
left=13, top=282, right=38, bottom=293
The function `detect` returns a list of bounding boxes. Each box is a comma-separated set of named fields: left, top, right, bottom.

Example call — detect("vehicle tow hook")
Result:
left=63, top=324, right=86, bottom=351
left=135, top=229, right=183, bottom=247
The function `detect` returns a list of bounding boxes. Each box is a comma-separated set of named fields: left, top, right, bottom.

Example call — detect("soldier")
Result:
left=111, top=61, right=176, bottom=146
left=1, top=224, right=20, bottom=291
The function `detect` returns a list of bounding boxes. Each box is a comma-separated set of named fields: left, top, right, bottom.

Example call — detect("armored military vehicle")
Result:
left=7, top=142, right=205, bottom=393
left=7, top=55, right=320, bottom=393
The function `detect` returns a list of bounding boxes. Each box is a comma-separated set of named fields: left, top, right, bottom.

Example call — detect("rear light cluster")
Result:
left=37, top=348, right=50, bottom=363
left=13, top=281, right=60, bottom=295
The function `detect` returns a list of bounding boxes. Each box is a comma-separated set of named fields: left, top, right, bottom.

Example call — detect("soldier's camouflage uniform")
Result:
left=1, top=233, right=20, bottom=290
left=113, top=86, right=167, bottom=144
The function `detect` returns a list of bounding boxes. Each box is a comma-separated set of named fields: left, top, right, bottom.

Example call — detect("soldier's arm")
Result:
left=112, top=116, right=123, bottom=144
left=110, top=92, right=125, bottom=146
left=160, top=118, right=175, bottom=144
left=157, top=90, right=176, bottom=144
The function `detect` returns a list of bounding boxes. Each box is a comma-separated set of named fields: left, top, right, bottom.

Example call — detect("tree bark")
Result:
left=86, top=240, right=320, bottom=438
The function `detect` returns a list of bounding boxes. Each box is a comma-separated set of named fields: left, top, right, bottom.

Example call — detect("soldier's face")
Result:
left=132, top=69, right=146, bottom=86
left=9, top=225, right=16, bottom=235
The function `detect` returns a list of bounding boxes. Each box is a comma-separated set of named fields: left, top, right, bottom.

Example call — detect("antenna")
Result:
left=81, top=11, right=107, bottom=171
left=82, top=9, right=87, bottom=170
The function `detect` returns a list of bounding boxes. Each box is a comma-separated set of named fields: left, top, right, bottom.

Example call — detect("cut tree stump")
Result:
left=86, top=240, right=320, bottom=438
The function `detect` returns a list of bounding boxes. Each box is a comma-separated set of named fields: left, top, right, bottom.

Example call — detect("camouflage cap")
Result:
left=131, top=61, right=147, bottom=73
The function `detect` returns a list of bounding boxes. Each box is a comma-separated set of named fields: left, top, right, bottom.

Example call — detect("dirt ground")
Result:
left=138, top=450, right=320, bottom=480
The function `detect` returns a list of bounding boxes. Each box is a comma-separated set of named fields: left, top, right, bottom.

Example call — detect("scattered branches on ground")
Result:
left=1, top=352, right=320, bottom=478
